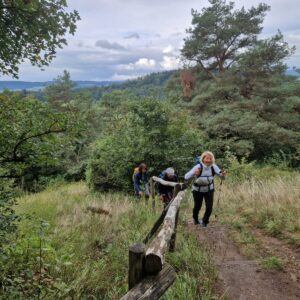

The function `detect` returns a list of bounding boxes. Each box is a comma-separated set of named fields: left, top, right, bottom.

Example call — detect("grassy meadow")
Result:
left=8, top=182, right=216, bottom=299
left=3, top=165, right=299, bottom=299
left=218, top=171, right=300, bottom=245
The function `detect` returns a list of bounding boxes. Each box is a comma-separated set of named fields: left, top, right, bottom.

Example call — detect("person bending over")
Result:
left=158, top=167, right=178, bottom=207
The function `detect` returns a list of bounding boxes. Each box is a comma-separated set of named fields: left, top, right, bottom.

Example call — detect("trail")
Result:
left=188, top=220, right=300, bottom=300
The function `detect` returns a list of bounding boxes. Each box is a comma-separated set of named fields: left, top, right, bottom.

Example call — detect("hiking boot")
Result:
left=201, top=221, right=207, bottom=227
left=194, top=219, right=200, bottom=225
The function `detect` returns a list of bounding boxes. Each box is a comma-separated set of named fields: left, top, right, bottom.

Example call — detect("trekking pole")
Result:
left=214, top=179, right=223, bottom=219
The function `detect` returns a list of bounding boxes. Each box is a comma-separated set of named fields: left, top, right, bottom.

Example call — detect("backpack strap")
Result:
left=196, top=163, right=203, bottom=177
left=211, top=165, right=215, bottom=176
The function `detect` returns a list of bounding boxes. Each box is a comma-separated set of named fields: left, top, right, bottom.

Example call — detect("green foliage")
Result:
left=0, top=92, right=72, bottom=187
left=0, top=0, right=80, bottom=78
left=181, top=0, right=270, bottom=76
left=93, top=71, right=176, bottom=99
left=0, top=180, right=18, bottom=249
left=87, top=97, right=203, bottom=191
left=262, top=256, right=282, bottom=271
left=1, top=182, right=217, bottom=299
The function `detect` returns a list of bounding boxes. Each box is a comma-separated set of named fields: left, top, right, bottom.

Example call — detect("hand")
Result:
left=220, top=170, right=226, bottom=177
left=139, top=191, right=144, bottom=196
left=194, top=168, right=201, bottom=177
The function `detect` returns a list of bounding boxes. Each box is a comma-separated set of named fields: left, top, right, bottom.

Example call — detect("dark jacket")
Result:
left=158, top=172, right=178, bottom=195
left=133, top=172, right=149, bottom=193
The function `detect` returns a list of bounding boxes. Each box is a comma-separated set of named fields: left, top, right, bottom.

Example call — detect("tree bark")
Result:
left=145, top=191, right=185, bottom=274
left=121, top=263, right=176, bottom=300
left=128, top=243, right=146, bottom=290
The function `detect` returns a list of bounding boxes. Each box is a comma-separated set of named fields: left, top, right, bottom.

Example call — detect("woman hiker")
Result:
left=133, top=163, right=150, bottom=198
left=184, top=151, right=226, bottom=227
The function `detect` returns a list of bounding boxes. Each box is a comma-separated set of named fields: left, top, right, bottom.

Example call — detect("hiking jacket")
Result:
left=133, top=172, right=149, bottom=193
left=158, top=172, right=179, bottom=195
left=184, top=163, right=221, bottom=192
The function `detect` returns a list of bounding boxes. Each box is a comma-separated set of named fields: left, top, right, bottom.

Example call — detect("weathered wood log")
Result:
left=128, top=243, right=145, bottom=290
left=152, top=176, right=180, bottom=187
left=169, top=208, right=179, bottom=252
left=143, top=198, right=174, bottom=244
left=121, top=263, right=176, bottom=300
left=152, top=177, right=187, bottom=190
left=173, top=183, right=181, bottom=198
left=145, top=191, right=185, bottom=274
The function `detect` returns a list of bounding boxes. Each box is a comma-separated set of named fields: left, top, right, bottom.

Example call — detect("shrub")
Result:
left=87, top=98, right=203, bottom=191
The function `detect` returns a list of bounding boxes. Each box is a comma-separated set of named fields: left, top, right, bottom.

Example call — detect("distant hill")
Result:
left=0, top=80, right=120, bottom=92
left=92, top=70, right=177, bottom=99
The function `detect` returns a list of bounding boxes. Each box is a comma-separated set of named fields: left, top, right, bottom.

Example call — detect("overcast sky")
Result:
left=5, top=0, right=300, bottom=81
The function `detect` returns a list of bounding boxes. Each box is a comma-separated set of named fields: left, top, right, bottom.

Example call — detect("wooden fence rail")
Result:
left=121, top=176, right=186, bottom=299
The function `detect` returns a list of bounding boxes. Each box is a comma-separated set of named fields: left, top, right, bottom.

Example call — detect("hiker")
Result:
left=184, top=151, right=225, bottom=227
left=158, top=167, right=179, bottom=206
left=133, top=163, right=150, bottom=198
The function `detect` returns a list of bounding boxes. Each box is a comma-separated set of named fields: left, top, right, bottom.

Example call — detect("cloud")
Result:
left=163, top=45, right=175, bottom=54
left=124, top=33, right=140, bottom=39
left=95, top=39, right=126, bottom=50
left=8, top=0, right=300, bottom=81
left=160, top=56, right=180, bottom=70
left=135, top=58, right=156, bottom=68
left=118, top=58, right=156, bottom=70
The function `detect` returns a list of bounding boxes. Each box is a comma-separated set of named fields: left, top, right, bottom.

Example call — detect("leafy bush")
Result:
left=87, top=98, right=203, bottom=191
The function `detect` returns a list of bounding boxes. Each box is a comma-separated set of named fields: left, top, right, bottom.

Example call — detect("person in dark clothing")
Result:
left=133, top=163, right=150, bottom=198
left=185, top=151, right=225, bottom=227
left=158, top=167, right=178, bottom=206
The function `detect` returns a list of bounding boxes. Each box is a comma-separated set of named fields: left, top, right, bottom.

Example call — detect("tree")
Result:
left=87, top=98, right=203, bottom=191
left=181, top=0, right=270, bottom=77
left=0, top=0, right=80, bottom=78
left=233, top=32, right=295, bottom=98
left=44, top=70, right=75, bottom=111
left=0, top=92, right=71, bottom=184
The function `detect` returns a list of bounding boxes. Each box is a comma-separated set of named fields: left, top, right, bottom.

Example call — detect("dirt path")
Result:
left=188, top=220, right=300, bottom=300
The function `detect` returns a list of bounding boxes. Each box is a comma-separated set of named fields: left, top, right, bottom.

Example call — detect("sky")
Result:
left=4, top=0, right=300, bottom=81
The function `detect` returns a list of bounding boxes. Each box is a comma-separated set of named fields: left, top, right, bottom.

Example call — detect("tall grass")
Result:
left=217, top=175, right=300, bottom=244
left=5, top=182, right=217, bottom=299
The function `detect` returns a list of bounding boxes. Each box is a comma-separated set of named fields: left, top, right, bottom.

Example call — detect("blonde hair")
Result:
left=200, top=151, right=215, bottom=164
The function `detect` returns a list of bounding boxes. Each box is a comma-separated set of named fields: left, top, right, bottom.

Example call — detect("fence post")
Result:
left=128, top=243, right=145, bottom=290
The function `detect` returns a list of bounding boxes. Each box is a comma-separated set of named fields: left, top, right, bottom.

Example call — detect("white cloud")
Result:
left=160, top=56, right=180, bottom=70
left=117, top=58, right=156, bottom=70
left=135, top=58, right=156, bottom=68
left=163, top=45, right=174, bottom=54
left=5, top=0, right=300, bottom=81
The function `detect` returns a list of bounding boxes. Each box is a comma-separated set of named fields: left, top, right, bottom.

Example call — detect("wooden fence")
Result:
left=121, top=177, right=187, bottom=300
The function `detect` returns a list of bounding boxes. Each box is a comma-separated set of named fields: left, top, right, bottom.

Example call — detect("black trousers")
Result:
left=192, top=190, right=214, bottom=225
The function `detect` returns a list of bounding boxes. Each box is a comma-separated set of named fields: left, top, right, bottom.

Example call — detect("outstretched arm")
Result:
left=184, top=164, right=201, bottom=180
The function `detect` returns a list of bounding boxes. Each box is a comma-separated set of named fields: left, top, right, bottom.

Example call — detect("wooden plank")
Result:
left=128, top=243, right=146, bottom=290
left=121, top=263, right=176, bottom=300
left=145, top=191, right=185, bottom=274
